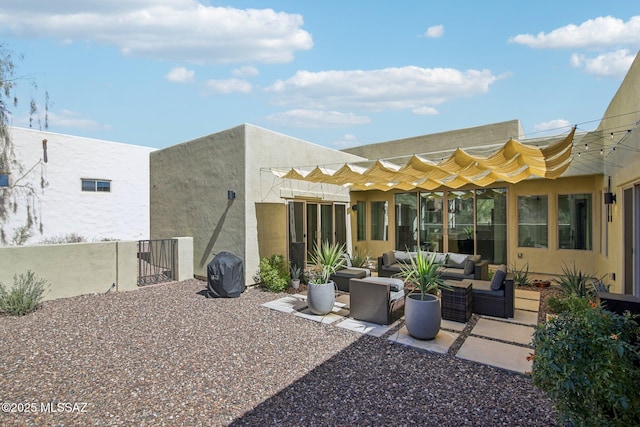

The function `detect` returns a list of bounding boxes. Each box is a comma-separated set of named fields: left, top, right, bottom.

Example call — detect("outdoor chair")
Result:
left=349, top=277, right=405, bottom=325
left=462, top=266, right=514, bottom=318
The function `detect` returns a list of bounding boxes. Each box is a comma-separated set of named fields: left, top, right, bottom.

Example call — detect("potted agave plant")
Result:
left=399, top=250, right=451, bottom=340
left=306, top=241, right=346, bottom=315
left=290, top=264, right=302, bottom=289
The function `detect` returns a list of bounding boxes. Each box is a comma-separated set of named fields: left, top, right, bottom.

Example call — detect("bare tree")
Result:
left=0, top=43, right=49, bottom=245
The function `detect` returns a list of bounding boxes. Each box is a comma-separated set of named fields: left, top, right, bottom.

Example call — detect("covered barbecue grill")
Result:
left=206, top=252, right=245, bottom=298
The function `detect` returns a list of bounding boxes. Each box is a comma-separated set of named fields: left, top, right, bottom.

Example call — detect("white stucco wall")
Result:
left=3, top=127, right=155, bottom=245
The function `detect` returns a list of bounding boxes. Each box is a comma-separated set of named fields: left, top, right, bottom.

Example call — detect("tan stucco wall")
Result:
left=150, top=126, right=246, bottom=279
left=244, top=124, right=365, bottom=281
left=255, top=203, right=287, bottom=261
left=349, top=174, right=606, bottom=279
left=342, top=120, right=524, bottom=159
left=507, top=175, right=604, bottom=278
left=0, top=241, right=138, bottom=301
left=151, top=124, right=366, bottom=284
left=595, top=50, right=640, bottom=293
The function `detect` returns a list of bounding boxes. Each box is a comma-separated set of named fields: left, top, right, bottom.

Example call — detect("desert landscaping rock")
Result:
left=1, top=279, right=556, bottom=426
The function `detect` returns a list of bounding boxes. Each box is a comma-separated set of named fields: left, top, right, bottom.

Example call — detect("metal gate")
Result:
left=137, top=239, right=176, bottom=286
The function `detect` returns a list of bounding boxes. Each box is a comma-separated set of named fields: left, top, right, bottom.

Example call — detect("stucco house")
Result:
left=4, top=52, right=640, bottom=299
left=151, top=51, right=640, bottom=297
left=0, top=127, right=155, bottom=245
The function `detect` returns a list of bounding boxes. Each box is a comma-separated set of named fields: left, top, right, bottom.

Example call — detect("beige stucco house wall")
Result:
left=343, top=52, right=640, bottom=294
left=150, top=124, right=366, bottom=283
left=595, top=51, right=640, bottom=294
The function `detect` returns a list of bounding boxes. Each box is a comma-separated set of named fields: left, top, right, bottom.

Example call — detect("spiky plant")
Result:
left=308, top=241, right=346, bottom=284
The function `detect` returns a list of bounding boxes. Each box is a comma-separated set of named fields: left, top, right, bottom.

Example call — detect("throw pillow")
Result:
left=491, top=265, right=507, bottom=291
left=464, top=259, right=476, bottom=275
left=447, top=252, right=468, bottom=268
left=383, top=251, right=396, bottom=266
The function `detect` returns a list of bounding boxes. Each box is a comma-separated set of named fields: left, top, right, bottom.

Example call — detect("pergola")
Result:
left=272, top=127, right=576, bottom=191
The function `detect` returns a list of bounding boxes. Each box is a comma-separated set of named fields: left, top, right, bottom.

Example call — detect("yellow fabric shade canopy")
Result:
left=272, top=127, right=576, bottom=191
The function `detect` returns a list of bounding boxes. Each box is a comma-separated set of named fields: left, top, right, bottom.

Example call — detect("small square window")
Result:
left=0, top=173, right=8, bottom=187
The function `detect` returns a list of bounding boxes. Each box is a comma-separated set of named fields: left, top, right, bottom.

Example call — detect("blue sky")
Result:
left=1, top=1, right=639, bottom=149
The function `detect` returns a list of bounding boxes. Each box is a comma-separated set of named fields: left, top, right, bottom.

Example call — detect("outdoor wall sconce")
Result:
left=351, top=204, right=358, bottom=211
left=604, top=192, right=616, bottom=205
left=227, top=190, right=236, bottom=200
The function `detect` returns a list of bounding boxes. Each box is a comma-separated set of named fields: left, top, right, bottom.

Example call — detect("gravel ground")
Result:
left=1, top=279, right=557, bottom=426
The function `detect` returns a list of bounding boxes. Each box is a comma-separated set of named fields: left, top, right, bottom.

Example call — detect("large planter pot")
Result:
left=307, top=281, right=336, bottom=315
left=405, top=293, right=441, bottom=340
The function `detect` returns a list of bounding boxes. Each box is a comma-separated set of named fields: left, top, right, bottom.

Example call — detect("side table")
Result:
left=441, top=280, right=472, bottom=323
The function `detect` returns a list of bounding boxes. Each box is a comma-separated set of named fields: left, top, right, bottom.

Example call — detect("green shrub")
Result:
left=254, top=255, right=290, bottom=292
left=531, top=295, right=640, bottom=426
left=0, top=270, right=48, bottom=316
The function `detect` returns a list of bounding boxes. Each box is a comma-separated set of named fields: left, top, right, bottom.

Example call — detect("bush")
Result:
left=254, top=255, right=290, bottom=292
left=531, top=295, right=640, bottom=426
left=0, top=270, right=48, bottom=316
left=40, top=233, right=87, bottom=244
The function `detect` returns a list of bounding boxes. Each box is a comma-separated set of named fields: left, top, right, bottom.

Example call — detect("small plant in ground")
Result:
left=10, top=225, right=32, bottom=246
left=349, top=248, right=369, bottom=268
left=553, top=262, right=601, bottom=298
left=510, top=262, right=531, bottom=287
left=0, top=270, right=48, bottom=316
left=254, top=255, right=289, bottom=292
left=40, top=233, right=87, bottom=244
left=531, top=295, right=640, bottom=426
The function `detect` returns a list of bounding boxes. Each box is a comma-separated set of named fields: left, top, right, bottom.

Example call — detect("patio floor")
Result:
left=261, top=288, right=539, bottom=374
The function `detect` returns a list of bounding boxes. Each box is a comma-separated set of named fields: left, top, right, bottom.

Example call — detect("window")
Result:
left=371, top=201, right=388, bottom=240
left=395, top=193, right=418, bottom=250
left=356, top=201, right=366, bottom=241
left=558, top=193, right=592, bottom=250
left=82, top=179, right=111, bottom=192
left=518, top=195, right=548, bottom=248
left=0, top=173, right=8, bottom=187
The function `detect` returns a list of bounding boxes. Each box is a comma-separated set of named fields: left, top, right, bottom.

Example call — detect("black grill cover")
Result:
left=206, top=252, right=245, bottom=298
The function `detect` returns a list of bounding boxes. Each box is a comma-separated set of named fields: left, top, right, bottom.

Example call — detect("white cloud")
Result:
left=165, top=66, right=195, bottom=83
left=266, top=109, right=370, bottom=128
left=332, top=134, right=360, bottom=149
left=509, top=15, right=640, bottom=49
left=570, top=49, right=635, bottom=77
left=266, top=66, right=503, bottom=112
left=205, top=78, right=252, bottom=94
left=533, top=119, right=572, bottom=133
left=0, top=1, right=313, bottom=64
left=424, top=25, right=444, bottom=38
left=232, top=66, right=259, bottom=78
left=47, top=109, right=112, bottom=131
left=412, top=106, right=439, bottom=116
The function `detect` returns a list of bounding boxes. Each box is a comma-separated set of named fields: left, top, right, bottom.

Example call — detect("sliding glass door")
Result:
left=288, top=201, right=348, bottom=266
left=395, top=188, right=507, bottom=262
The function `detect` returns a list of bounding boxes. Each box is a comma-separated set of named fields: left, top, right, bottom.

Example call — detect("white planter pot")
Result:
left=405, top=293, right=441, bottom=340
left=307, top=281, right=336, bottom=315
left=291, top=279, right=300, bottom=289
